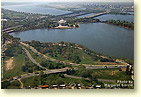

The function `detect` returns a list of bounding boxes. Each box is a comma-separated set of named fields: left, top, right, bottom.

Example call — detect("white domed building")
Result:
left=58, top=19, right=66, bottom=26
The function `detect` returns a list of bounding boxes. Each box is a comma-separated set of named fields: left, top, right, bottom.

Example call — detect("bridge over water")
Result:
left=83, top=12, right=108, bottom=18
left=57, top=11, right=92, bottom=17
left=2, top=25, right=23, bottom=33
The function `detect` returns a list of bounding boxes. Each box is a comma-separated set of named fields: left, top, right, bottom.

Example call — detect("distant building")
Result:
left=58, top=19, right=66, bottom=26
left=95, top=85, right=101, bottom=88
left=1, top=19, right=7, bottom=21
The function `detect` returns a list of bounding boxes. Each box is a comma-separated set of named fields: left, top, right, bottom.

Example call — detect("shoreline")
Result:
left=104, top=22, right=134, bottom=30
left=51, top=24, right=80, bottom=29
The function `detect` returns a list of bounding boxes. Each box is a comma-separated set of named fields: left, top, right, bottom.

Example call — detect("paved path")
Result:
left=84, top=12, right=108, bottom=18
left=2, top=25, right=23, bottom=33
left=18, top=79, right=24, bottom=88
left=64, top=74, right=116, bottom=83
left=21, top=46, right=48, bottom=70
left=20, top=42, right=127, bottom=69
left=2, top=42, right=128, bottom=83
left=7, top=68, right=69, bottom=83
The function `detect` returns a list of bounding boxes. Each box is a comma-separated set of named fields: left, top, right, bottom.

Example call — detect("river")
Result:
left=3, top=2, right=134, bottom=60
left=10, top=23, right=134, bottom=60
left=1, top=3, right=71, bottom=15
left=96, top=14, right=134, bottom=22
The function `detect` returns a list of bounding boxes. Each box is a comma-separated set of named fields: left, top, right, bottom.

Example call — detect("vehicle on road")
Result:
left=13, top=77, right=18, bottom=80
left=35, top=72, right=39, bottom=74
left=104, top=66, right=108, bottom=69
left=8, top=78, right=13, bottom=81
left=17, top=76, right=22, bottom=79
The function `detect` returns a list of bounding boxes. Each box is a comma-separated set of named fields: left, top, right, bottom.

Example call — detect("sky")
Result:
left=1, top=0, right=134, bottom=2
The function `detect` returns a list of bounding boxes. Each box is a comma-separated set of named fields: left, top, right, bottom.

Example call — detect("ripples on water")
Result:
left=10, top=23, right=134, bottom=60
left=1, top=3, right=71, bottom=15
left=96, top=14, right=134, bottom=22
left=3, top=3, right=134, bottom=60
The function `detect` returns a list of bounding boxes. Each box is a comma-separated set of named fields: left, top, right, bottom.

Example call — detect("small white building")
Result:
left=1, top=19, right=7, bottom=21
left=58, top=19, right=66, bottom=26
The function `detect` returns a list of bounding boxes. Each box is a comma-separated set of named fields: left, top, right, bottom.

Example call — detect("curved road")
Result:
left=21, top=46, right=48, bottom=70
left=64, top=74, right=116, bottom=83
left=20, top=42, right=128, bottom=69
left=2, top=42, right=128, bottom=83
left=18, top=79, right=24, bottom=88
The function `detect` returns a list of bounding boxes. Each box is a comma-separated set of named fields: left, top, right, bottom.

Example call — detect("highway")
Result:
left=9, top=68, right=69, bottom=83
left=21, top=46, right=48, bottom=70
left=64, top=74, right=116, bottom=83
left=2, top=25, right=23, bottom=33
left=5, top=65, right=126, bottom=83
left=85, top=65, right=127, bottom=69
left=18, top=79, right=24, bottom=88
left=57, top=12, right=91, bottom=17
left=2, top=42, right=128, bottom=83
left=84, top=12, right=108, bottom=18
left=20, top=42, right=127, bottom=68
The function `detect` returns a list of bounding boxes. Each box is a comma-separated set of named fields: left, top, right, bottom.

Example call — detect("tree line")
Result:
left=104, top=20, right=134, bottom=30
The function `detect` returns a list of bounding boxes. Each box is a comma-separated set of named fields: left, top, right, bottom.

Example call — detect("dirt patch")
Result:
left=111, top=70, right=119, bottom=75
left=82, top=56, right=85, bottom=59
left=131, top=75, right=134, bottom=80
left=5, top=57, right=14, bottom=70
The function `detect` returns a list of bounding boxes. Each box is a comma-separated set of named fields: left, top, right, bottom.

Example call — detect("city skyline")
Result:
left=2, top=0, right=134, bottom=2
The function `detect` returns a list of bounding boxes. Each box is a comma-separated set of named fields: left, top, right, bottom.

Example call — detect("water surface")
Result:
left=1, top=3, right=71, bottom=15
left=10, top=23, right=134, bottom=60
left=96, top=14, right=134, bottom=22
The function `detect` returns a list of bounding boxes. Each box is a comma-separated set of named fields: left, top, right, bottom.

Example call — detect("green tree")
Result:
left=126, top=65, right=130, bottom=75
left=1, top=81, right=11, bottom=89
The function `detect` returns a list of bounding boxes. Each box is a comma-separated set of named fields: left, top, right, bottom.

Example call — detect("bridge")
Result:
left=2, top=25, right=23, bottom=33
left=83, top=12, right=108, bottom=18
left=57, top=11, right=93, bottom=17
left=57, top=11, right=109, bottom=19
left=2, top=42, right=129, bottom=83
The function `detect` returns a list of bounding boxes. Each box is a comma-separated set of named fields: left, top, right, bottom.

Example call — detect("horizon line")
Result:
left=1, top=1, right=134, bottom=2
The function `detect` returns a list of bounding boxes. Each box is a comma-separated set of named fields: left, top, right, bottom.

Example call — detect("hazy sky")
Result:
left=2, top=0, right=133, bottom=2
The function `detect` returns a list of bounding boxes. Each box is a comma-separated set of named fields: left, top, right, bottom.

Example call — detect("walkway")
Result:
left=2, top=25, right=23, bottom=33
left=20, top=41, right=127, bottom=69
left=84, top=12, right=108, bottom=18
left=18, top=79, right=24, bottom=89
left=21, top=46, right=48, bottom=70
left=64, top=74, right=116, bottom=83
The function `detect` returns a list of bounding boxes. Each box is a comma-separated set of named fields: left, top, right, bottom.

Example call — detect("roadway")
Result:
left=20, top=42, right=127, bottom=69
left=57, top=12, right=91, bottom=17
left=21, top=46, right=48, bottom=70
left=84, top=12, right=108, bottom=18
left=4, top=64, right=126, bottom=83
left=9, top=68, right=69, bottom=83
left=2, top=25, right=23, bottom=33
left=64, top=74, right=116, bottom=83
left=18, top=79, right=24, bottom=88
left=2, top=41, right=128, bottom=83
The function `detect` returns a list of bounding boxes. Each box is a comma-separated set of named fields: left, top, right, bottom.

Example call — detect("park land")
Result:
left=1, top=2, right=134, bottom=89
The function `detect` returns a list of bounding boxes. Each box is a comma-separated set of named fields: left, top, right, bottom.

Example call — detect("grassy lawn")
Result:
left=21, top=76, right=39, bottom=88
left=22, top=45, right=44, bottom=64
left=72, top=68, right=132, bottom=81
left=23, top=41, right=123, bottom=66
left=78, top=50, right=96, bottom=64
left=3, top=54, right=27, bottom=79
left=3, top=46, right=42, bottom=80
left=7, top=81, right=21, bottom=89
left=92, top=69, right=132, bottom=80
left=22, top=45, right=70, bottom=69
left=21, top=74, right=97, bottom=88
left=46, top=49, right=96, bottom=65
left=2, top=80, right=21, bottom=89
